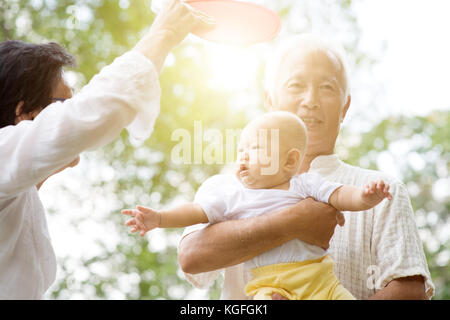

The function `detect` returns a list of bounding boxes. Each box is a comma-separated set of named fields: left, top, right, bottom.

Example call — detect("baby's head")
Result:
left=236, top=111, right=308, bottom=189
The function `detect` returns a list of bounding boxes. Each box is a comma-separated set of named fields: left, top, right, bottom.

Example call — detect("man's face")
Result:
left=269, top=48, right=350, bottom=157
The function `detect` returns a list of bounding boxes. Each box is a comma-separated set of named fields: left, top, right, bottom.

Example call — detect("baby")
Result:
left=122, top=111, right=392, bottom=300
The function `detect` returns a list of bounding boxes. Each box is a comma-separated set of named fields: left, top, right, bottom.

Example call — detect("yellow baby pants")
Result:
left=245, top=255, right=356, bottom=300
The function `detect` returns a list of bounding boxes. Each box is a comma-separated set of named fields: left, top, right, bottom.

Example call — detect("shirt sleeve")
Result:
left=0, top=51, right=160, bottom=198
left=371, top=182, right=435, bottom=299
left=193, top=175, right=229, bottom=224
left=178, top=223, right=223, bottom=289
left=291, top=172, right=343, bottom=203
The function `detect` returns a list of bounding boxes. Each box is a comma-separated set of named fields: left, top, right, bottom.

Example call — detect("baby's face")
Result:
left=236, top=122, right=288, bottom=189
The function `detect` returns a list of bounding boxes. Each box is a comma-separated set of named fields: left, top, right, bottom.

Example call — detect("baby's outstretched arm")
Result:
left=121, top=203, right=209, bottom=236
left=329, top=180, right=393, bottom=212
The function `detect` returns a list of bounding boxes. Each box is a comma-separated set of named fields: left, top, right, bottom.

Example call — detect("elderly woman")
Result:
left=0, top=0, right=213, bottom=299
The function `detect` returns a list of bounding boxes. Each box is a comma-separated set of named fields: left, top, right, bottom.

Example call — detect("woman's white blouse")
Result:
left=0, top=51, right=161, bottom=299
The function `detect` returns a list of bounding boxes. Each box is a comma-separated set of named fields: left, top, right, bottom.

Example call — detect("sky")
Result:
left=41, top=0, right=450, bottom=299
left=353, top=0, right=450, bottom=117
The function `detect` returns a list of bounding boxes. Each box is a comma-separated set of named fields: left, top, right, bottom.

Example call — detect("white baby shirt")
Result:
left=193, top=172, right=343, bottom=270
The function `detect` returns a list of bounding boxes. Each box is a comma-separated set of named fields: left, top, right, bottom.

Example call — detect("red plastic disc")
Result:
left=186, top=0, right=281, bottom=45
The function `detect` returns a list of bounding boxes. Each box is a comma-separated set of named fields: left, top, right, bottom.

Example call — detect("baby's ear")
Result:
left=284, top=148, right=301, bottom=172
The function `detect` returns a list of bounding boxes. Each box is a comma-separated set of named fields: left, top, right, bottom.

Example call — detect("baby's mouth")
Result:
left=239, top=164, right=249, bottom=177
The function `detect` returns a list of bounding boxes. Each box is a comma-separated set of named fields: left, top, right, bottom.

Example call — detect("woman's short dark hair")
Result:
left=0, top=40, right=76, bottom=128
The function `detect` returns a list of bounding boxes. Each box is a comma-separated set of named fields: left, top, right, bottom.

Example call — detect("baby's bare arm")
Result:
left=159, top=203, right=209, bottom=228
left=122, top=203, right=209, bottom=236
left=329, top=180, right=392, bottom=211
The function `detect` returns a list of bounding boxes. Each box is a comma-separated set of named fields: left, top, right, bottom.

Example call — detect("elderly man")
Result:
left=178, top=35, right=434, bottom=300
left=0, top=0, right=214, bottom=299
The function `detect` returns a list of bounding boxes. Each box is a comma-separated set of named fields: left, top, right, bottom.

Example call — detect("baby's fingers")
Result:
left=140, top=230, right=148, bottom=237
left=367, top=181, right=376, bottom=193
left=363, top=184, right=371, bottom=195
left=379, top=182, right=393, bottom=200
left=376, top=180, right=385, bottom=191
left=135, top=215, right=147, bottom=231
left=122, top=209, right=137, bottom=217
left=125, top=218, right=136, bottom=227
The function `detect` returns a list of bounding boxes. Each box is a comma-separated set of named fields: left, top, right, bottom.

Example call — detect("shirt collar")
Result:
left=308, top=154, right=343, bottom=176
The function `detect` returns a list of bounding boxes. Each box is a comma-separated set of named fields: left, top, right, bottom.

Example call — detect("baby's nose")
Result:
left=238, top=150, right=248, bottom=161
left=239, top=163, right=247, bottom=170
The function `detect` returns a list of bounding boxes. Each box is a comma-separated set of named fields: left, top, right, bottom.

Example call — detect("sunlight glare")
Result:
left=205, top=44, right=261, bottom=91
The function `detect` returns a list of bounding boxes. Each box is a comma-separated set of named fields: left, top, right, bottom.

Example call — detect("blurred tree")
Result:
left=2, top=0, right=447, bottom=300
left=338, top=110, right=450, bottom=299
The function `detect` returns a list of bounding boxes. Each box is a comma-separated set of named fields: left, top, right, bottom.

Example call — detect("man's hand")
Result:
left=122, top=205, right=161, bottom=237
left=289, top=198, right=344, bottom=250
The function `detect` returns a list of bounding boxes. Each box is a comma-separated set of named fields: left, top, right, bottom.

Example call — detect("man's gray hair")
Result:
left=264, top=34, right=352, bottom=101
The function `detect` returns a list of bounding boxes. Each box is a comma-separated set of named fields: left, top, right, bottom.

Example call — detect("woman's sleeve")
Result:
left=0, top=51, right=161, bottom=198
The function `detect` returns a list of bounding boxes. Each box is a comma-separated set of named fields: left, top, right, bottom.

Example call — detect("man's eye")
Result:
left=320, top=84, right=334, bottom=90
left=287, top=81, right=306, bottom=89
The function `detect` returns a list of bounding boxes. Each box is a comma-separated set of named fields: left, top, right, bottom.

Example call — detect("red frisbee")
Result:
left=186, top=0, right=281, bottom=45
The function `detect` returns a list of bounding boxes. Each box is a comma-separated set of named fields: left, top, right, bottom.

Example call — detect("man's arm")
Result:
left=178, top=198, right=344, bottom=274
left=368, top=276, right=426, bottom=300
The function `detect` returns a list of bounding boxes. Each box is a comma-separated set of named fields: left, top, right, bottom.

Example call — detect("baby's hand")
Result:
left=361, top=180, right=393, bottom=208
left=121, top=205, right=160, bottom=237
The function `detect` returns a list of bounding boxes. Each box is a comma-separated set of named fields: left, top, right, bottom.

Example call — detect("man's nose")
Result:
left=301, top=87, right=320, bottom=110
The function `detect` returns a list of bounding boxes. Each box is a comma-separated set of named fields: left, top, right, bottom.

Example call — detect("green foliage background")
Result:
left=1, top=0, right=448, bottom=299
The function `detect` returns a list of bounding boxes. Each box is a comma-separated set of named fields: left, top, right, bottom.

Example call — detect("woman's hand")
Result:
left=133, top=0, right=215, bottom=73
left=149, top=0, right=216, bottom=48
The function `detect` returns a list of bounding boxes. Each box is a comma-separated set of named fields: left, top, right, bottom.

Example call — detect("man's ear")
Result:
left=284, top=148, right=301, bottom=172
left=340, top=95, right=351, bottom=123
left=264, top=90, right=274, bottom=112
